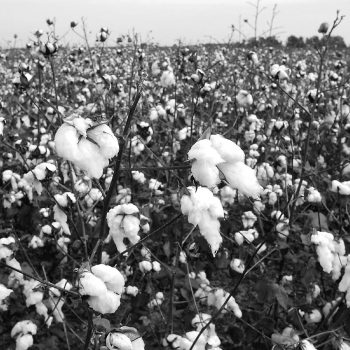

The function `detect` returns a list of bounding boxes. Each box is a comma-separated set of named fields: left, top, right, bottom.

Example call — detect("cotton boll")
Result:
left=78, top=271, right=108, bottom=296
left=152, top=261, right=161, bottom=272
left=230, top=258, right=245, bottom=274
left=15, top=334, right=34, bottom=350
left=88, top=124, right=119, bottom=159
left=139, top=260, right=153, bottom=273
left=107, top=204, right=141, bottom=253
left=300, top=339, right=317, bottom=350
left=87, top=290, right=121, bottom=314
left=188, top=139, right=223, bottom=188
left=331, top=180, right=350, bottom=195
left=198, top=214, right=223, bottom=256
left=305, top=309, right=322, bottom=323
left=218, top=162, right=262, bottom=198
left=210, top=134, right=245, bottom=163
left=160, top=69, right=175, bottom=88
left=220, top=186, right=236, bottom=206
left=75, top=137, right=108, bottom=178
left=22, top=280, right=44, bottom=306
left=106, top=332, right=133, bottom=350
left=54, top=123, right=82, bottom=161
left=125, top=286, right=139, bottom=296
left=236, top=90, right=253, bottom=107
left=11, top=320, right=37, bottom=338
left=242, top=211, right=257, bottom=228
left=191, top=160, right=221, bottom=188
left=181, top=187, right=224, bottom=256
left=91, top=264, right=125, bottom=294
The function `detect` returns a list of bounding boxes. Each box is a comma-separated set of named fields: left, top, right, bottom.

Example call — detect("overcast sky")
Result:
left=0, top=0, right=349, bottom=47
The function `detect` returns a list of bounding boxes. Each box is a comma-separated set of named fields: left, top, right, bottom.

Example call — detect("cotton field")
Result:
left=1, top=8, right=350, bottom=350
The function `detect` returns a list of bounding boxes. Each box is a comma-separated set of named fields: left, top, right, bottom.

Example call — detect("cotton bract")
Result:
left=188, top=134, right=262, bottom=197
left=181, top=186, right=224, bottom=256
left=54, top=117, right=119, bottom=179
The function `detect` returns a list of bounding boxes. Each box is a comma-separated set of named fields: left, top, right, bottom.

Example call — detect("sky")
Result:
left=0, top=0, right=349, bottom=47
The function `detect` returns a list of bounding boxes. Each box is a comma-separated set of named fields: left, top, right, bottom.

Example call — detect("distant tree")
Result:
left=261, top=36, right=282, bottom=47
left=328, top=35, right=347, bottom=49
left=305, top=36, right=320, bottom=48
left=286, top=35, right=305, bottom=48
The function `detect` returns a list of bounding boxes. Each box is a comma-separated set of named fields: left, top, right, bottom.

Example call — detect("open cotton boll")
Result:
left=106, top=332, right=133, bottom=350
left=78, top=271, right=108, bottom=296
left=87, top=290, right=121, bottom=314
left=218, top=162, right=262, bottom=198
left=331, top=180, right=350, bottom=195
left=11, top=320, right=37, bottom=338
left=300, top=340, right=317, bottom=350
left=181, top=187, right=224, bottom=256
left=54, top=123, right=82, bottom=161
left=74, top=137, right=109, bottom=179
left=87, top=124, right=119, bottom=159
left=91, top=264, right=125, bottom=294
left=188, top=139, right=224, bottom=188
left=55, top=119, right=119, bottom=179
left=22, top=280, right=44, bottom=306
left=15, top=334, right=34, bottom=350
left=338, top=258, right=350, bottom=306
left=210, top=134, right=245, bottom=163
left=107, top=204, right=141, bottom=253
left=198, top=214, right=223, bottom=256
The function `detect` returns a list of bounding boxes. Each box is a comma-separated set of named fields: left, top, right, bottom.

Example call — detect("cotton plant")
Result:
left=181, top=186, right=224, bottom=256
left=54, top=116, right=119, bottom=178
left=188, top=134, right=262, bottom=197
left=78, top=264, right=125, bottom=314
